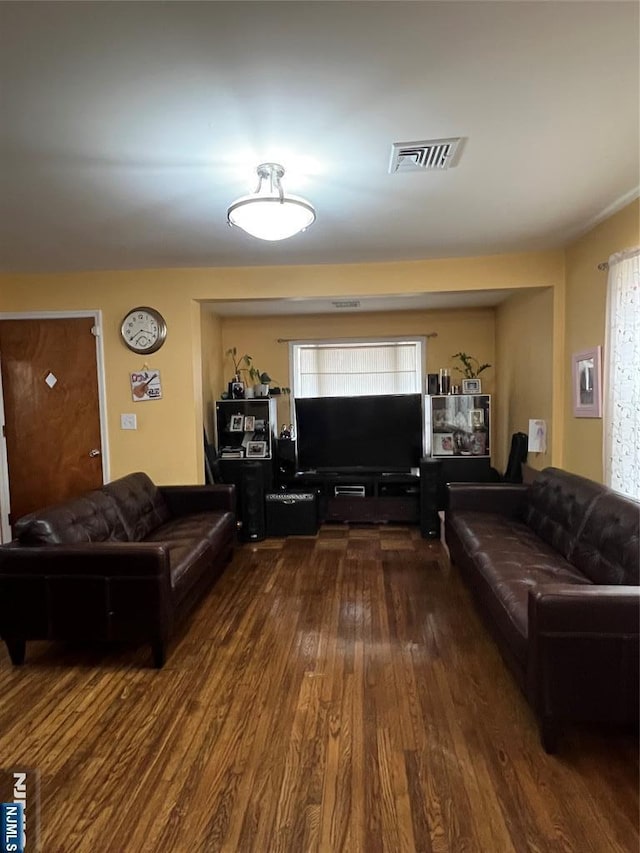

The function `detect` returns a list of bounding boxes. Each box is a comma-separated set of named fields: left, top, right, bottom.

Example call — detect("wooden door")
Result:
left=0, top=317, right=103, bottom=525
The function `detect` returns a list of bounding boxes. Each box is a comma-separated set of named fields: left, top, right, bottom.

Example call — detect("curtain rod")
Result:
left=277, top=332, right=438, bottom=343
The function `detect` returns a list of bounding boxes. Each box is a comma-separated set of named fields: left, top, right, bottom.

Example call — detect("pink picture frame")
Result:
left=572, top=346, right=602, bottom=418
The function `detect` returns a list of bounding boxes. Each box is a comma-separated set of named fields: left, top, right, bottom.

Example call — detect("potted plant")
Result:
left=225, top=347, right=253, bottom=380
left=248, top=366, right=272, bottom=398
left=451, top=351, right=491, bottom=379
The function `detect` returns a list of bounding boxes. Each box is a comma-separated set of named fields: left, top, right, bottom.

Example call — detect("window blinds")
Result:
left=292, top=340, right=424, bottom=398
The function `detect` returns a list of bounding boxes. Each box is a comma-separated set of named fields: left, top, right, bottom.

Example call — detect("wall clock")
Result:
left=120, top=306, right=167, bottom=354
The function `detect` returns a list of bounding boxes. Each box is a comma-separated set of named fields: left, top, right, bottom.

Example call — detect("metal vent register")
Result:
left=389, top=137, right=463, bottom=173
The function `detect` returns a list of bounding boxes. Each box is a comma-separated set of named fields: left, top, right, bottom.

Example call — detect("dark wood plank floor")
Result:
left=0, top=525, right=637, bottom=852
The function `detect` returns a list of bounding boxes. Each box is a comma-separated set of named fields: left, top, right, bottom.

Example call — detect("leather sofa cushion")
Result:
left=523, top=467, right=602, bottom=562
left=570, top=490, right=640, bottom=585
left=144, top=510, right=235, bottom=596
left=15, top=489, right=128, bottom=545
left=103, top=472, right=170, bottom=542
left=472, top=550, right=592, bottom=668
left=447, top=511, right=553, bottom=558
left=145, top=511, right=235, bottom=547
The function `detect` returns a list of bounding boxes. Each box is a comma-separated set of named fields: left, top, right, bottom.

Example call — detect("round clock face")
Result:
left=120, top=307, right=167, bottom=354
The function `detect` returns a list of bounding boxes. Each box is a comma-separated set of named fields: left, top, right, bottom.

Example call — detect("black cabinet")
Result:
left=292, top=471, right=420, bottom=524
left=215, top=398, right=278, bottom=461
left=215, top=399, right=278, bottom=538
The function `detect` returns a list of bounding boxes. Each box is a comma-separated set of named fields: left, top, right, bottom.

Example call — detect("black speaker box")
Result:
left=419, top=457, right=441, bottom=538
left=427, top=374, right=440, bottom=395
left=265, top=492, right=318, bottom=537
left=277, top=439, right=297, bottom=486
left=240, top=462, right=266, bottom=542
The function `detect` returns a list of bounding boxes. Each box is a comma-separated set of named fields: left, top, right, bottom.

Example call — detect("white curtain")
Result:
left=293, top=340, right=424, bottom=398
left=603, top=247, right=640, bottom=499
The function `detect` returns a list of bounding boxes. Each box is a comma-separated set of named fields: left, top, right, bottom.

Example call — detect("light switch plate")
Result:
left=120, top=413, right=137, bottom=430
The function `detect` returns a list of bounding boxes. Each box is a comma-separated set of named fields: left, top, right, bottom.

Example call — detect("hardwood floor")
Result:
left=0, top=525, right=637, bottom=852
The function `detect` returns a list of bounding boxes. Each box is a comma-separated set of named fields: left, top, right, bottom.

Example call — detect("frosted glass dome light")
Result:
left=227, top=163, right=316, bottom=241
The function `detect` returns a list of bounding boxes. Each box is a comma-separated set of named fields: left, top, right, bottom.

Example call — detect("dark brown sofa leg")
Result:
left=540, top=717, right=559, bottom=754
left=6, top=639, right=26, bottom=665
left=151, top=640, right=166, bottom=669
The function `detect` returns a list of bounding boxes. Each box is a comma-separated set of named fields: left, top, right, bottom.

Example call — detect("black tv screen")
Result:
left=294, top=394, right=424, bottom=472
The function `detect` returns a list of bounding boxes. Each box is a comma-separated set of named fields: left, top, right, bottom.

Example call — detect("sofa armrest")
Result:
left=159, top=484, right=236, bottom=517
left=528, top=584, right=640, bottom=634
left=527, top=584, right=640, bottom=727
left=0, top=542, right=174, bottom=652
left=0, top=541, right=171, bottom=577
left=446, top=483, right=529, bottom=516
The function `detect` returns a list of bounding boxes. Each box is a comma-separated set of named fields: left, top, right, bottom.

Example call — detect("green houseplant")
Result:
left=451, top=352, right=491, bottom=380
left=225, top=347, right=252, bottom=381
left=248, top=366, right=272, bottom=397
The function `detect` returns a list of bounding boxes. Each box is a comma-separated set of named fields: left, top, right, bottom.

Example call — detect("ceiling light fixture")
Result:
left=227, top=163, right=316, bottom=241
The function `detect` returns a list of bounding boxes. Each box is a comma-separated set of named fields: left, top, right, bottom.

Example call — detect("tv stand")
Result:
left=292, top=470, right=420, bottom=523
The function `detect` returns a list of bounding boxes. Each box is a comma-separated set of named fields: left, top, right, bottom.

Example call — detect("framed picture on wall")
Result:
left=572, top=346, right=602, bottom=418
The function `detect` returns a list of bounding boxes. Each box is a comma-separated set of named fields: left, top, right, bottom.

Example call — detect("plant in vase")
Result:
left=248, top=367, right=272, bottom=398
left=451, top=352, right=491, bottom=379
left=225, top=347, right=254, bottom=398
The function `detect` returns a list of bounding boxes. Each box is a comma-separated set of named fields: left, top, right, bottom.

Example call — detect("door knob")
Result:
left=89, top=448, right=101, bottom=457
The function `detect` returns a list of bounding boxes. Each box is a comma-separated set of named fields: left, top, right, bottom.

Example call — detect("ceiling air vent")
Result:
left=388, top=137, right=463, bottom=173
left=332, top=300, right=360, bottom=309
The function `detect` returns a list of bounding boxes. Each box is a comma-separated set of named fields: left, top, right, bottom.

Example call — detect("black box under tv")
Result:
left=265, top=492, right=318, bottom=537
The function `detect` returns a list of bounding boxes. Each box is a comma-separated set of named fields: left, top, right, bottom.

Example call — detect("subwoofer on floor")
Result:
left=240, top=462, right=266, bottom=542
left=419, top=457, right=441, bottom=539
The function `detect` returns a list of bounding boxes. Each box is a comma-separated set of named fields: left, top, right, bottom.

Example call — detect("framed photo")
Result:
left=470, top=409, right=484, bottom=429
left=433, top=433, right=455, bottom=455
left=229, top=413, right=244, bottom=432
left=572, top=346, right=602, bottom=418
left=462, top=378, right=481, bottom=393
left=246, top=440, right=267, bottom=458
left=244, top=415, right=255, bottom=432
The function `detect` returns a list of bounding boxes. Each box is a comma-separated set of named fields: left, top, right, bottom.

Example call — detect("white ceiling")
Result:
left=1, top=1, right=638, bottom=279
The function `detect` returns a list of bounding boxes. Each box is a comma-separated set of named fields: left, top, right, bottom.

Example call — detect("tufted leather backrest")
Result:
left=103, top=472, right=170, bottom=541
left=570, top=490, right=640, bottom=585
left=524, top=467, right=640, bottom=585
left=524, top=467, right=602, bottom=561
left=15, top=489, right=128, bottom=544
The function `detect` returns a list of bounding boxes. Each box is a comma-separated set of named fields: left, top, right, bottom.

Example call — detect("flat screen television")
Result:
left=294, top=393, right=424, bottom=473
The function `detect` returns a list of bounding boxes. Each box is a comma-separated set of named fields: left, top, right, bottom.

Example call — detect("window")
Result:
left=291, top=339, right=424, bottom=398
left=603, top=247, right=640, bottom=499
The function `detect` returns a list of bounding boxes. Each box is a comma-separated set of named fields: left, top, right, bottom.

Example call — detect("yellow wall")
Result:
left=563, top=200, right=639, bottom=482
left=218, top=307, right=497, bottom=427
left=200, top=309, right=224, bottom=443
left=495, top=288, right=554, bottom=473
left=0, top=250, right=564, bottom=484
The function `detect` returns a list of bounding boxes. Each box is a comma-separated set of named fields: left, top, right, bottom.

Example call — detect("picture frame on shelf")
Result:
left=462, top=378, right=481, bottom=393
left=229, top=414, right=244, bottom=431
left=244, top=415, right=256, bottom=432
left=246, top=440, right=267, bottom=458
left=470, top=409, right=484, bottom=429
left=572, top=346, right=602, bottom=418
left=433, top=433, right=455, bottom=455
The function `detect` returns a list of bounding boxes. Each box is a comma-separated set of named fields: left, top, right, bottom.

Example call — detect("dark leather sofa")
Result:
left=445, top=467, right=639, bottom=751
left=0, top=472, right=236, bottom=667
